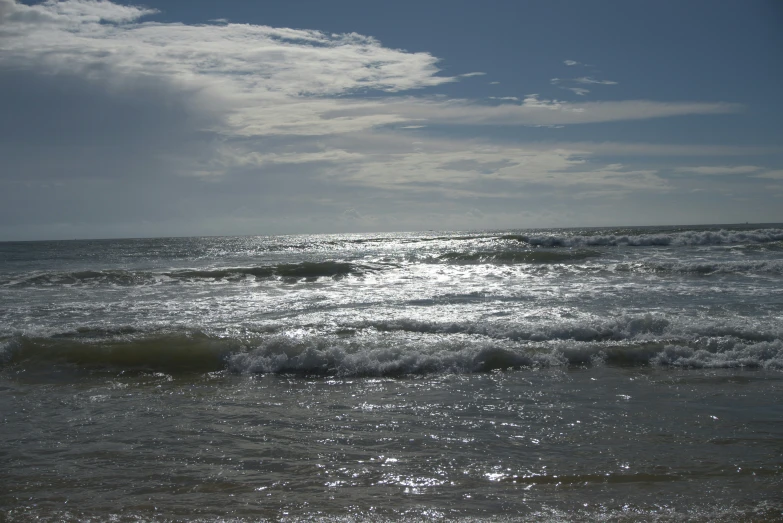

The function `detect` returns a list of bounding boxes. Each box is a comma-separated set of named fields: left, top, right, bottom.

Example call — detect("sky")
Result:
left=1, top=0, right=782, bottom=240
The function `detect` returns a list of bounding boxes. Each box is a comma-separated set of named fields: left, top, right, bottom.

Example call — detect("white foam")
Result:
left=227, top=335, right=567, bottom=376
left=652, top=340, right=783, bottom=369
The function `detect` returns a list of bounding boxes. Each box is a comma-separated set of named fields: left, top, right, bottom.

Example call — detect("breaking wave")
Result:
left=3, top=314, right=782, bottom=376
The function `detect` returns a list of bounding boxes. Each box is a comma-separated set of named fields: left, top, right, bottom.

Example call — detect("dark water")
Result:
left=2, top=225, right=783, bottom=521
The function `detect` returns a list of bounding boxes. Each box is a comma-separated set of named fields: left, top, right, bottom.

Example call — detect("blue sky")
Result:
left=0, top=0, right=781, bottom=240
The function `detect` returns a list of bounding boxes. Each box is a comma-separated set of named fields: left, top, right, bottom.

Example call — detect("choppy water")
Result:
left=2, top=225, right=783, bottom=521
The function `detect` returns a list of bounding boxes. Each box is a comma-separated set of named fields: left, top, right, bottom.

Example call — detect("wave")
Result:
left=1, top=261, right=378, bottom=287
left=612, top=259, right=783, bottom=275
left=1, top=269, right=159, bottom=287
left=437, top=249, right=600, bottom=264
left=0, top=331, right=237, bottom=373
left=3, top=315, right=782, bottom=376
left=167, top=261, right=363, bottom=281
left=499, top=228, right=783, bottom=248
left=353, top=314, right=782, bottom=344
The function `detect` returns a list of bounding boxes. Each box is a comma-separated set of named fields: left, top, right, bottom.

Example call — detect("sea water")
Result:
left=1, top=225, right=782, bottom=521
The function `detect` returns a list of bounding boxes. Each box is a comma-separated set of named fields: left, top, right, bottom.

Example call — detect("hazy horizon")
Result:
left=2, top=221, right=782, bottom=244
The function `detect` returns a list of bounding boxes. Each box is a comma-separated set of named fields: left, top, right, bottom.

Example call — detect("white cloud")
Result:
left=0, top=0, right=456, bottom=98
left=460, top=72, right=486, bottom=77
left=676, top=165, right=762, bottom=175
left=567, top=87, right=590, bottom=96
left=564, top=60, right=580, bottom=66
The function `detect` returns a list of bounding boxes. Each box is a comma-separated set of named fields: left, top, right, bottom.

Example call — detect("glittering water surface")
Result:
left=2, top=225, right=783, bottom=521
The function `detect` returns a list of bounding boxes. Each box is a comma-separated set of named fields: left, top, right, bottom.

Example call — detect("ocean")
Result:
left=1, top=224, right=782, bottom=522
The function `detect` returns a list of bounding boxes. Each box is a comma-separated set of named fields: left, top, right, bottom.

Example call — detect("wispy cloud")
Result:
left=676, top=165, right=761, bottom=175
left=753, top=169, right=783, bottom=179
left=307, top=132, right=669, bottom=197
left=552, top=74, right=617, bottom=95
left=574, top=76, right=618, bottom=85
left=564, top=60, right=580, bottom=66
left=318, top=96, right=741, bottom=129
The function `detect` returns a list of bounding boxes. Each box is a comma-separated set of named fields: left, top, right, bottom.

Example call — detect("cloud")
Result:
left=553, top=143, right=777, bottom=156
left=460, top=72, right=486, bottom=77
left=304, top=132, right=670, bottom=197
left=564, top=60, right=580, bottom=66
left=676, top=165, right=762, bottom=175
left=754, top=169, right=783, bottom=180
left=0, top=0, right=456, bottom=97
left=319, top=96, right=741, bottom=129
left=0, top=1, right=749, bottom=143
left=552, top=75, right=616, bottom=96
left=574, top=76, right=618, bottom=85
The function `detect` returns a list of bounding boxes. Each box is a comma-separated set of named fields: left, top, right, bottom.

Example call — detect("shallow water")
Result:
left=2, top=225, right=783, bottom=520
left=3, top=368, right=782, bottom=521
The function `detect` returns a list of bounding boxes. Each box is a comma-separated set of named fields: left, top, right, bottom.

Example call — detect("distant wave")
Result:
left=1, top=261, right=380, bottom=287
left=500, top=228, right=783, bottom=247
left=167, top=261, right=362, bottom=280
left=437, top=249, right=601, bottom=264
left=1, top=269, right=159, bottom=287
left=3, top=315, right=782, bottom=376
left=612, top=259, right=783, bottom=275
